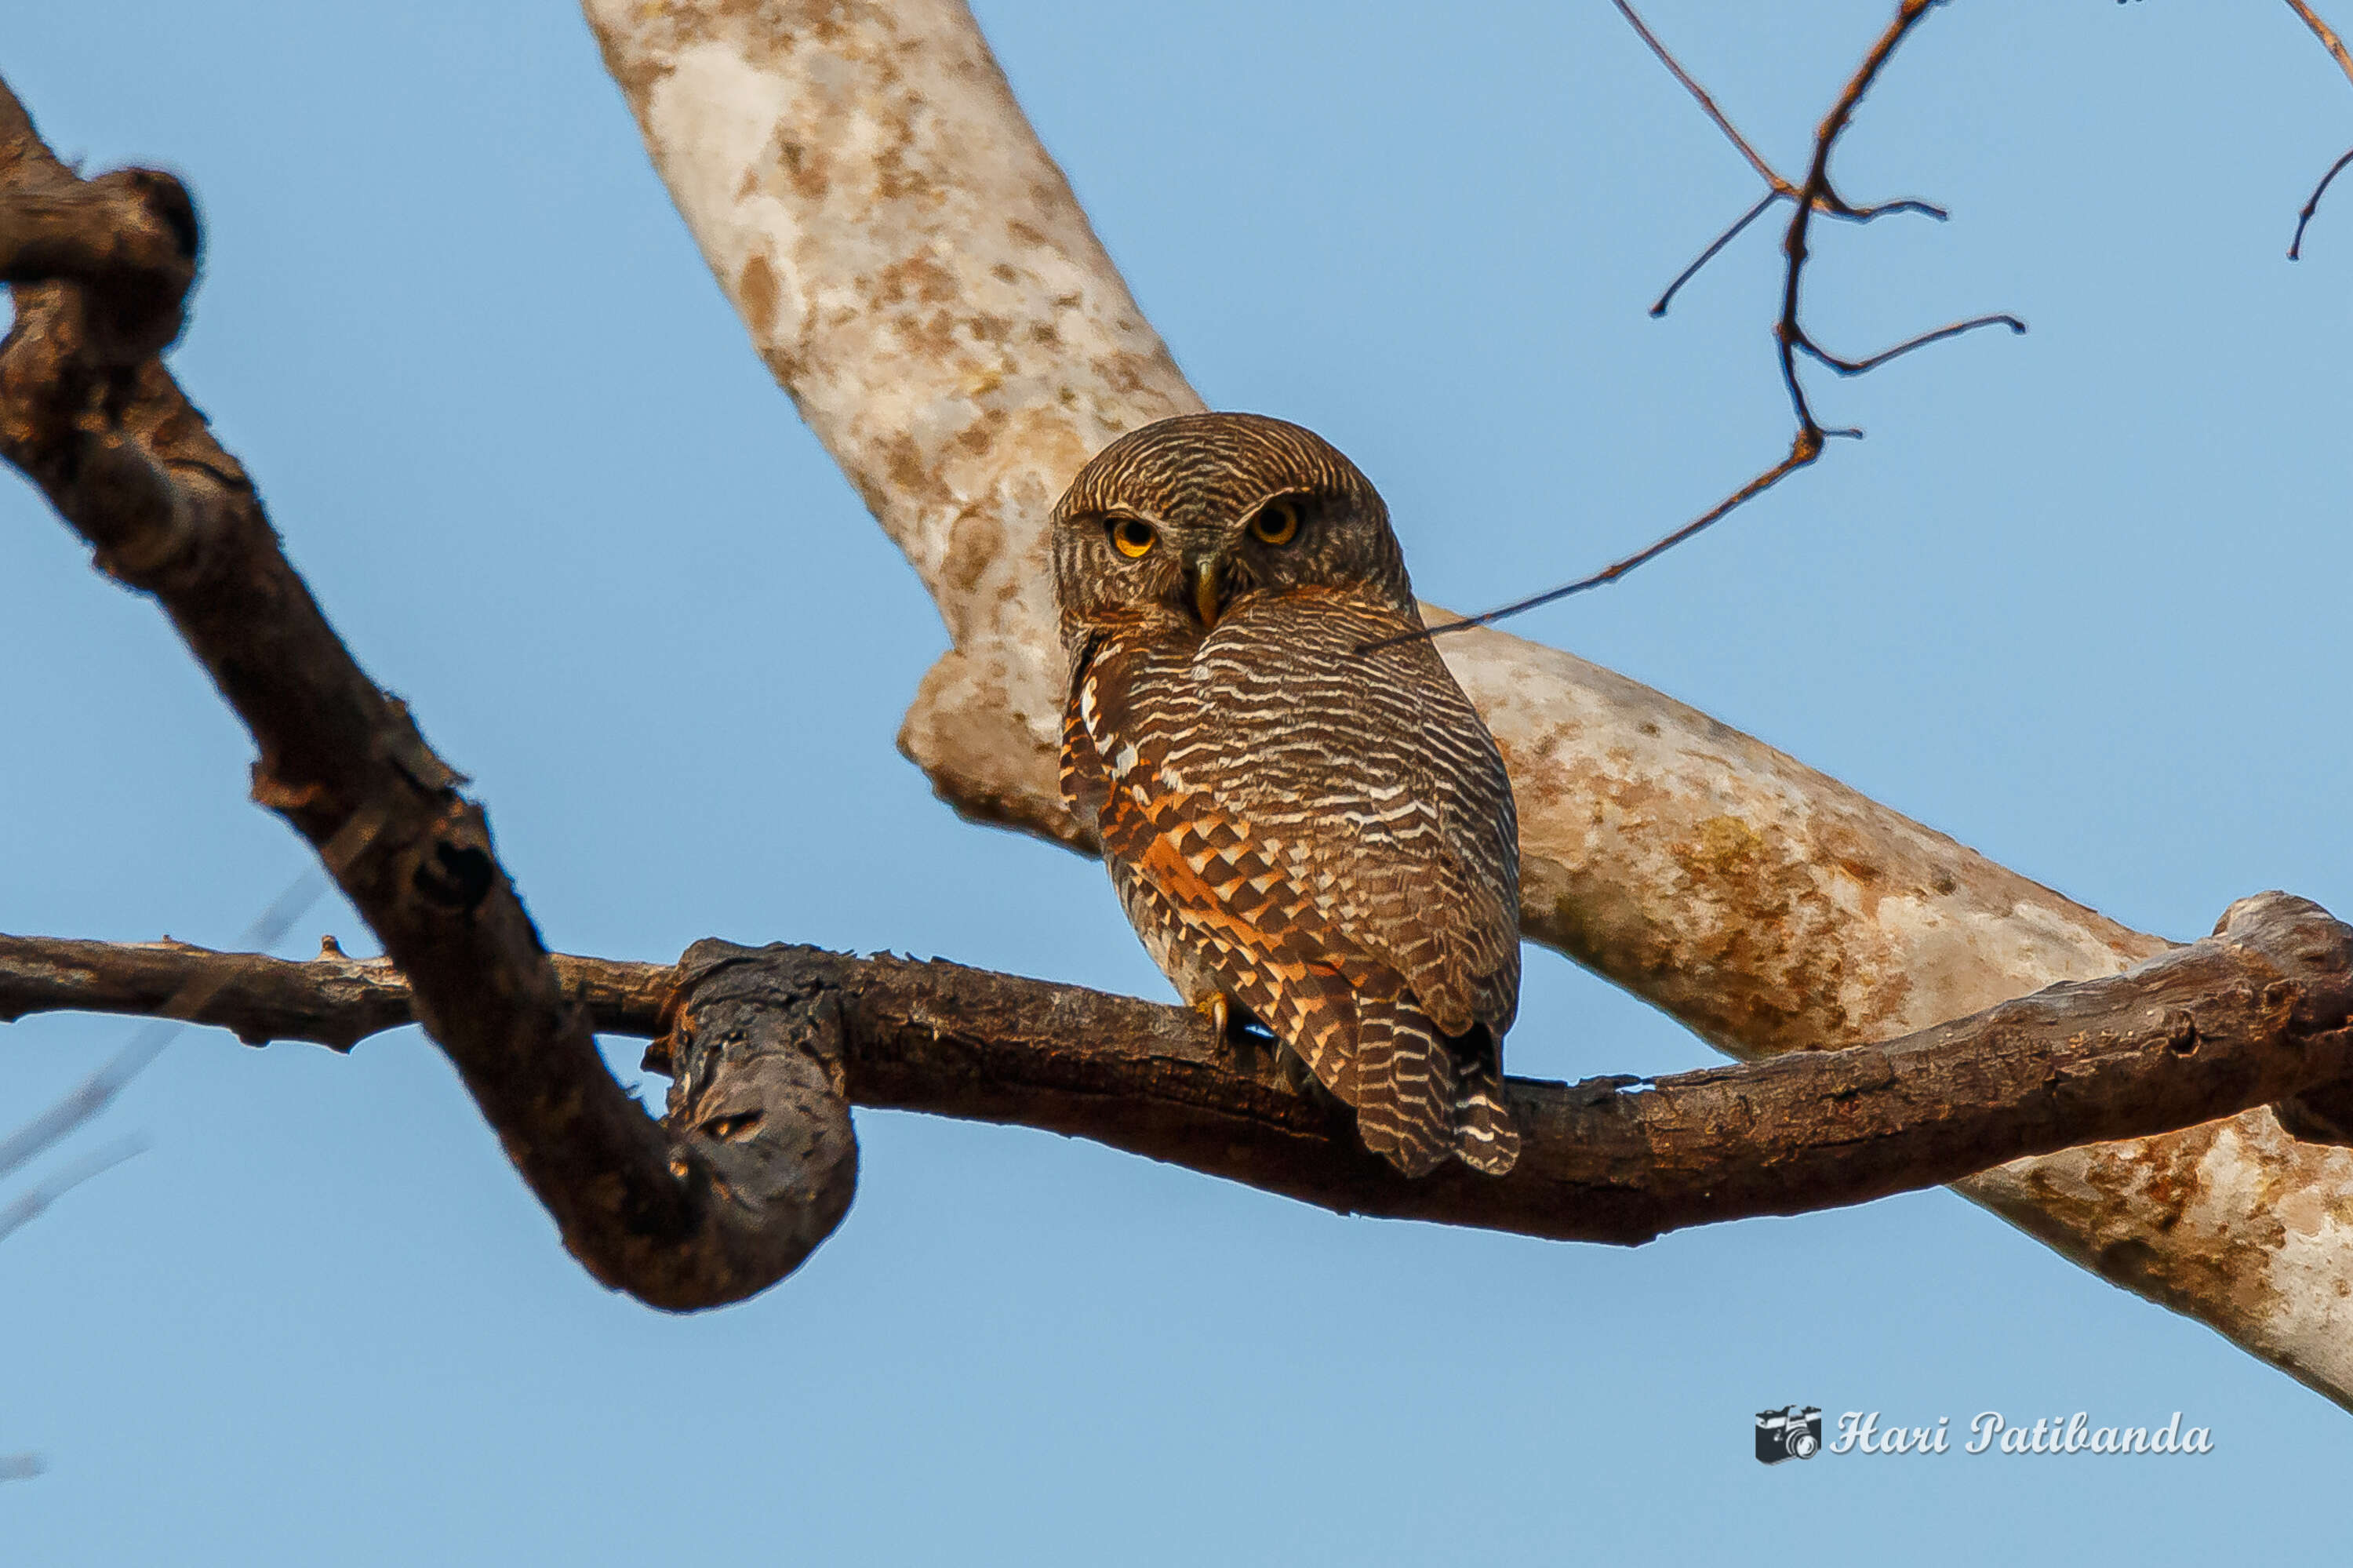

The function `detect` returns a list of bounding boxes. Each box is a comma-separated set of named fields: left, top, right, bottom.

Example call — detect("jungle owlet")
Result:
left=1051, top=413, right=1522, bottom=1177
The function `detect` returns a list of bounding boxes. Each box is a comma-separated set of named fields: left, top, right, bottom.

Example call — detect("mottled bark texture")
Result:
left=0, top=76, right=851, bottom=1311
left=9, top=893, right=2350, bottom=1246
left=582, top=0, right=2353, bottom=1402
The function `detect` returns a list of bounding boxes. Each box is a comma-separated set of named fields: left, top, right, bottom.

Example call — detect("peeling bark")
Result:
left=584, top=0, right=2353, bottom=1404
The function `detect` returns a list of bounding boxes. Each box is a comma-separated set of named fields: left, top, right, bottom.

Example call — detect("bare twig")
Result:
left=0, top=71, right=851, bottom=1310
left=2291, top=148, right=2353, bottom=258
left=1610, top=0, right=1786, bottom=192
left=1387, top=441, right=1817, bottom=638
left=1795, top=311, right=2028, bottom=377
left=0, top=1137, right=147, bottom=1246
left=1648, top=190, right=1778, bottom=318
left=1618, top=0, right=1948, bottom=318
left=1413, top=0, right=2018, bottom=644
left=7, top=893, right=2353, bottom=1245
left=2285, top=1, right=2353, bottom=256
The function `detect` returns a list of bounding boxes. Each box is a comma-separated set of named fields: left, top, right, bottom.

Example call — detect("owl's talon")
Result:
left=1192, top=992, right=1235, bottom=1042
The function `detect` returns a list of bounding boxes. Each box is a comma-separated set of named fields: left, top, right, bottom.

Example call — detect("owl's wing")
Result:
left=1073, top=598, right=1520, bottom=1043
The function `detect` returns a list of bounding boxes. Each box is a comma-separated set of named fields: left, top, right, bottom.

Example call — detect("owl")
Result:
left=1051, top=412, right=1522, bottom=1178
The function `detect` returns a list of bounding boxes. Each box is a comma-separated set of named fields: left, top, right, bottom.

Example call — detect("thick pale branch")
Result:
left=584, top=0, right=2353, bottom=1406
left=0, top=74, right=847, bottom=1309
left=7, top=893, right=2351, bottom=1244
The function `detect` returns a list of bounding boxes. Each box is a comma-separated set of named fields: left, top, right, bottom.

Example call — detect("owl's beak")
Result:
left=1187, top=557, right=1224, bottom=629
left=1191, top=567, right=1223, bottom=629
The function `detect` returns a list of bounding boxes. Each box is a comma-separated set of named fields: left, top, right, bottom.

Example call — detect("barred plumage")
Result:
left=1051, top=413, right=1522, bottom=1177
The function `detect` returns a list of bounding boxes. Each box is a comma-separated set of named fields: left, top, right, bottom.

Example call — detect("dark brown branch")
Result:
left=0, top=93, right=193, bottom=367
left=0, top=72, right=851, bottom=1310
left=0, top=935, right=674, bottom=1050
left=9, top=893, right=2351, bottom=1246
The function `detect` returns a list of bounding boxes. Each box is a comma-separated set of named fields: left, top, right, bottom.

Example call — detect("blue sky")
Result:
left=4, top=2, right=2351, bottom=1561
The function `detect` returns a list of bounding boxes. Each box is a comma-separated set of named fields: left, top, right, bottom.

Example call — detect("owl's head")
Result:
left=1049, top=413, right=1413, bottom=654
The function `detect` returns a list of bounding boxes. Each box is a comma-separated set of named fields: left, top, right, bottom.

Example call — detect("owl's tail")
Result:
left=1351, top=988, right=1520, bottom=1178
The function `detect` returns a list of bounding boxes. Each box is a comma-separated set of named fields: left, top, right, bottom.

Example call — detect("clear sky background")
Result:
left=5, top=1, right=2351, bottom=1561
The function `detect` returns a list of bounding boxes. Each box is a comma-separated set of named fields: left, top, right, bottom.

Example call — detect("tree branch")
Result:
left=0, top=71, right=849, bottom=1310
left=7, top=893, right=2351, bottom=1245
left=0, top=933, right=673, bottom=1050
left=584, top=0, right=2353, bottom=1408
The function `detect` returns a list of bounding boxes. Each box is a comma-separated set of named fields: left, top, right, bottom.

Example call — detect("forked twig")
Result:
left=1617, top=0, right=1947, bottom=317
left=1403, top=0, right=2022, bottom=645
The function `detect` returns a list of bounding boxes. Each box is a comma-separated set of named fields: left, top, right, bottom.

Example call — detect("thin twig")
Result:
left=1649, top=191, right=1778, bottom=317
left=0, top=1137, right=147, bottom=1246
left=1611, top=0, right=1786, bottom=192
left=1402, top=440, right=1817, bottom=638
left=2284, top=1, right=2353, bottom=256
left=2292, top=148, right=2353, bottom=257
left=1795, top=311, right=2028, bottom=376
left=1411, top=0, right=2016, bottom=646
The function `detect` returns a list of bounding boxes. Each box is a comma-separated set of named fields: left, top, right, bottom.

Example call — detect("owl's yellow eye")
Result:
left=1108, top=517, right=1157, bottom=558
left=1249, top=500, right=1300, bottom=546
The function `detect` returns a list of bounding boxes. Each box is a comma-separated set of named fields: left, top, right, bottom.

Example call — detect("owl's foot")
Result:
left=1195, top=993, right=1282, bottom=1075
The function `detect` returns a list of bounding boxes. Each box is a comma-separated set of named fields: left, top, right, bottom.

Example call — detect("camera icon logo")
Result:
left=1755, top=1405, right=1823, bottom=1464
